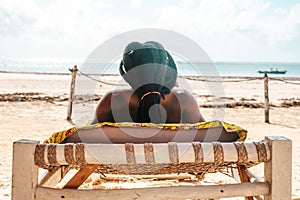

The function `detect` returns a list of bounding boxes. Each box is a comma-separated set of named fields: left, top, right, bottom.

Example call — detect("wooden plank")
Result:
left=35, top=182, right=269, bottom=200
left=246, top=170, right=265, bottom=200
left=237, top=165, right=254, bottom=200
left=12, top=140, right=39, bottom=200
left=99, top=174, right=193, bottom=181
left=247, top=170, right=264, bottom=183
left=40, top=167, right=70, bottom=187
left=64, top=164, right=98, bottom=189
left=264, top=136, right=292, bottom=200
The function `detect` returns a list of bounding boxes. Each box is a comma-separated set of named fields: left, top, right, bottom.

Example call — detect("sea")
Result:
left=0, top=59, right=300, bottom=78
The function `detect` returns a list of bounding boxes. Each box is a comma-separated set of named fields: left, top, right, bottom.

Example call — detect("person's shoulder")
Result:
left=103, top=88, right=133, bottom=97
left=102, top=88, right=137, bottom=102
left=96, top=88, right=134, bottom=110
left=171, top=87, right=194, bottom=97
left=170, top=88, right=197, bottom=106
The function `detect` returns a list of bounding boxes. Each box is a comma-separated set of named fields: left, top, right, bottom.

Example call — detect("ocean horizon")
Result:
left=0, top=59, right=299, bottom=78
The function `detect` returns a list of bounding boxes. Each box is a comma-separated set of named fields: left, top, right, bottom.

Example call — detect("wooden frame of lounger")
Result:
left=12, top=136, right=292, bottom=200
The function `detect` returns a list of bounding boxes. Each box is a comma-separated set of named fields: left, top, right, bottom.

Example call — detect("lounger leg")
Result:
left=40, top=166, right=71, bottom=187
left=237, top=165, right=254, bottom=200
left=264, top=136, right=292, bottom=200
left=64, top=164, right=98, bottom=189
left=12, top=140, right=39, bottom=200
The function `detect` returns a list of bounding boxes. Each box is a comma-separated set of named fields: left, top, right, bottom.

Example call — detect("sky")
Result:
left=0, top=0, right=300, bottom=62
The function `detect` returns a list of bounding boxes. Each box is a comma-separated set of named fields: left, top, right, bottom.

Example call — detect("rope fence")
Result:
left=77, top=69, right=127, bottom=86
left=67, top=66, right=300, bottom=123
left=269, top=77, right=300, bottom=85
left=76, top=69, right=300, bottom=85
left=182, top=76, right=259, bottom=83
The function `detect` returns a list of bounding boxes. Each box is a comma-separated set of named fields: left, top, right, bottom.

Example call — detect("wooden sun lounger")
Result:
left=12, top=136, right=292, bottom=200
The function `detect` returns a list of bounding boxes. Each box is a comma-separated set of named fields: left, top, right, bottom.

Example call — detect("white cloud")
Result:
left=0, top=0, right=142, bottom=60
left=0, top=0, right=39, bottom=36
left=0, top=0, right=299, bottom=62
left=154, top=0, right=300, bottom=61
left=130, top=0, right=141, bottom=9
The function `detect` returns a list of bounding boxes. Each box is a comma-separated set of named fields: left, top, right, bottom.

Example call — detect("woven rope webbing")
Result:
left=34, top=142, right=270, bottom=175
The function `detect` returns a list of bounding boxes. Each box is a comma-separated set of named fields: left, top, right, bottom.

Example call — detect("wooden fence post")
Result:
left=264, top=74, right=270, bottom=123
left=67, top=65, right=78, bottom=120
left=264, top=136, right=292, bottom=200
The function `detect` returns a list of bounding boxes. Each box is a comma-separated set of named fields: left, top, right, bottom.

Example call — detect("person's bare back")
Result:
left=91, top=87, right=205, bottom=124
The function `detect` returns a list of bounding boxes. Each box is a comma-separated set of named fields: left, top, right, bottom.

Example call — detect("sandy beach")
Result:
left=1, top=72, right=300, bottom=199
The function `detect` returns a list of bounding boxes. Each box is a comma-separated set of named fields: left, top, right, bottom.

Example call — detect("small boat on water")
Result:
left=258, top=68, right=287, bottom=74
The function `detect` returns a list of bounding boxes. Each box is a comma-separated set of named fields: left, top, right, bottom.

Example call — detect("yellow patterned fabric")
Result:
left=44, top=120, right=247, bottom=144
left=44, top=127, right=78, bottom=144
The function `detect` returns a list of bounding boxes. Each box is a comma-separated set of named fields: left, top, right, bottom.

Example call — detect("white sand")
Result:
left=0, top=73, right=299, bottom=199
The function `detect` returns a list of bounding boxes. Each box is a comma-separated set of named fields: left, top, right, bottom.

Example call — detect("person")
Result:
left=90, top=41, right=205, bottom=124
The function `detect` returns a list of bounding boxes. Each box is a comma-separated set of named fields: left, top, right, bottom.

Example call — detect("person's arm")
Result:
left=90, top=92, right=113, bottom=125
left=182, top=92, right=205, bottom=123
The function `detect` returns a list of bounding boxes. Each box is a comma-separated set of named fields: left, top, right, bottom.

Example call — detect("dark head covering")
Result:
left=119, top=41, right=177, bottom=123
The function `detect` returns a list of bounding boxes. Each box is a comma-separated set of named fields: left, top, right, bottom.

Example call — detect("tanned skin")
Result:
left=90, top=87, right=205, bottom=124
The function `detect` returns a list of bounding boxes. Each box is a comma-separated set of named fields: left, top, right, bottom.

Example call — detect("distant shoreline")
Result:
left=1, top=71, right=300, bottom=80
